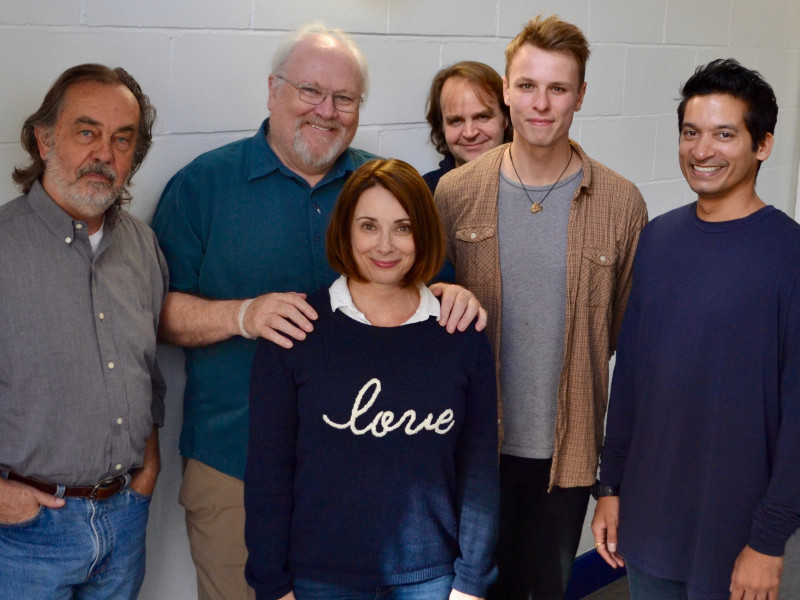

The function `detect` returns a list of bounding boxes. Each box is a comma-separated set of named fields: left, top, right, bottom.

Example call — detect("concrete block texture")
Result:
left=579, top=115, right=659, bottom=182
left=389, top=0, right=497, bottom=36
left=358, top=37, right=442, bottom=125
left=0, top=29, right=170, bottom=143
left=623, top=47, right=696, bottom=115
left=254, top=0, right=388, bottom=33
left=731, top=0, right=791, bottom=49
left=169, top=32, right=280, bottom=133
left=582, top=45, right=626, bottom=117
left=0, top=0, right=79, bottom=25
left=664, top=0, right=731, bottom=46
left=589, top=0, right=666, bottom=43
left=498, top=0, right=590, bottom=38
left=84, top=0, right=252, bottom=29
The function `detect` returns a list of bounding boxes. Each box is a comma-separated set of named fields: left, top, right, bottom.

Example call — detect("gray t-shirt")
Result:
left=498, top=167, right=582, bottom=458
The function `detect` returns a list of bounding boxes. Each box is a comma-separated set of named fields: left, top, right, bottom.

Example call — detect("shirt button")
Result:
left=99, top=313, right=105, bottom=320
left=115, top=464, right=122, bottom=471
left=65, top=237, right=72, bottom=244
left=470, top=232, right=477, bottom=239
left=116, top=417, right=123, bottom=425
left=600, top=255, right=607, bottom=262
left=108, top=362, right=115, bottom=369
left=75, top=224, right=83, bottom=230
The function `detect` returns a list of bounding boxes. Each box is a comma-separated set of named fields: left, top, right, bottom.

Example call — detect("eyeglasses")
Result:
left=274, top=75, right=362, bottom=113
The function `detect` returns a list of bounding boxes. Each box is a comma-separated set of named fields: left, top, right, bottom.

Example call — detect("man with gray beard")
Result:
left=0, top=64, right=167, bottom=599
left=152, top=22, right=486, bottom=600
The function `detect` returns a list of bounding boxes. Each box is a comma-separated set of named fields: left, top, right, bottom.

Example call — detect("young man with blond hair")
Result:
left=436, top=15, right=647, bottom=599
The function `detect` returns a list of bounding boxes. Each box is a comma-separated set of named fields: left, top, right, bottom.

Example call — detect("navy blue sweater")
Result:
left=245, top=289, right=499, bottom=600
left=601, top=204, right=800, bottom=599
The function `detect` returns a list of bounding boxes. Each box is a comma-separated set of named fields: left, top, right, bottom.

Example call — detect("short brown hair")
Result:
left=505, top=15, right=591, bottom=84
left=327, top=159, right=445, bottom=287
left=12, top=63, right=156, bottom=204
left=426, top=61, right=512, bottom=156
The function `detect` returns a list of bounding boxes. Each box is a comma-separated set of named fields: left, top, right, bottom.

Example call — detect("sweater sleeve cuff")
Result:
left=453, top=575, right=492, bottom=599
left=746, top=500, right=800, bottom=557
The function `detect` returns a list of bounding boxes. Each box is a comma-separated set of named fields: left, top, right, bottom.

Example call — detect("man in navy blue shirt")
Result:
left=153, top=22, right=487, bottom=600
left=592, top=59, right=800, bottom=600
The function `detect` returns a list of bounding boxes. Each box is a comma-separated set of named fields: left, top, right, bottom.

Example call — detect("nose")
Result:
left=692, top=133, right=715, bottom=160
left=463, top=120, right=478, bottom=140
left=314, top=93, right=338, bottom=119
left=531, top=90, right=549, bottom=111
left=377, top=231, right=394, bottom=254
left=92, top=137, right=113, bottom=163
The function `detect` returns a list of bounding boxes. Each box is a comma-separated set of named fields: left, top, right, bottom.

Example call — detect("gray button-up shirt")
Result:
left=0, top=181, right=168, bottom=486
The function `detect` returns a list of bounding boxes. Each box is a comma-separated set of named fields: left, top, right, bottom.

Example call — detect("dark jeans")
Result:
left=488, top=454, right=591, bottom=600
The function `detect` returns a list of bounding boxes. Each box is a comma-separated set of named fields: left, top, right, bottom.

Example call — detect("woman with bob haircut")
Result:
left=245, top=158, right=499, bottom=600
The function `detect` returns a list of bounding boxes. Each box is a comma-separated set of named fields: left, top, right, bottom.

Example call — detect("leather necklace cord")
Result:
left=508, top=145, right=575, bottom=214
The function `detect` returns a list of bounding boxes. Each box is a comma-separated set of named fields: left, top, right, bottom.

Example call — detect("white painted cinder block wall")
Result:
left=1, top=2, right=798, bottom=598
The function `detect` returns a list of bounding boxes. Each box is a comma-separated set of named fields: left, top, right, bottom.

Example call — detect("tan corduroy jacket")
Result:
left=435, top=141, right=648, bottom=489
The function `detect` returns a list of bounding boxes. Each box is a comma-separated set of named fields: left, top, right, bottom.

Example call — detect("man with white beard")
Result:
left=152, top=22, right=486, bottom=600
left=0, top=63, right=166, bottom=599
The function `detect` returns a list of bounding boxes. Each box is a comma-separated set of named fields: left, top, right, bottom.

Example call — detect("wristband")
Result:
left=238, top=298, right=257, bottom=339
left=591, top=480, right=620, bottom=500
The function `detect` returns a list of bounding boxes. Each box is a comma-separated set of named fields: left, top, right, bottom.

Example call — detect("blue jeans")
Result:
left=0, top=488, right=151, bottom=599
left=627, top=562, right=689, bottom=600
left=293, top=574, right=455, bottom=600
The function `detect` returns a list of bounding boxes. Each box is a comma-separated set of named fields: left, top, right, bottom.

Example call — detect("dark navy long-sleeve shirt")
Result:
left=601, top=203, right=800, bottom=599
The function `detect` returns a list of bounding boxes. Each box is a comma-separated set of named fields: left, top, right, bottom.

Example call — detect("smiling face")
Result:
left=267, top=34, right=362, bottom=178
left=679, top=93, right=772, bottom=206
left=503, top=44, right=585, bottom=153
left=35, top=81, right=139, bottom=227
left=350, top=185, right=416, bottom=288
left=441, top=76, right=507, bottom=166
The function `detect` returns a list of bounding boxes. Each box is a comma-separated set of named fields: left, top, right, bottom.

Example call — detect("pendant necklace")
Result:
left=508, top=146, right=575, bottom=214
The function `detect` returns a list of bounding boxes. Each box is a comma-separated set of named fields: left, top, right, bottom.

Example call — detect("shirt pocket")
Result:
left=577, top=246, right=617, bottom=307
left=454, top=225, right=496, bottom=282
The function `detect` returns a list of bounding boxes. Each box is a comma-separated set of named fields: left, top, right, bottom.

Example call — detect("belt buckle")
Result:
left=89, top=475, right=122, bottom=499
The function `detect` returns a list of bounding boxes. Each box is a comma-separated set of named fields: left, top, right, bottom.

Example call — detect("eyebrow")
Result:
left=355, top=215, right=411, bottom=224
left=514, top=76, right=573, bottom=88
left=682, top=120, right=740, bottom=132
left=75, top=116, right=137, bottom=133
left=444, top=108, right=495, bottom=122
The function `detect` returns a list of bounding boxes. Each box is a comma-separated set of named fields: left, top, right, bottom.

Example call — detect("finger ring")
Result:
left=594, top=541, right=604, bottom=547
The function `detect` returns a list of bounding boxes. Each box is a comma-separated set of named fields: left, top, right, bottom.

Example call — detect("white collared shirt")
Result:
left=329, top=274, right=440, bottom=326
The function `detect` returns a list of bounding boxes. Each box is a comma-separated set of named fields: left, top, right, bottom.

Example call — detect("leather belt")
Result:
left=5, top=470, right=136, bottom=500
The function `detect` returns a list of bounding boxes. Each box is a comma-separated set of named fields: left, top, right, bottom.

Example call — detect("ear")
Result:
left=502, top=75, right=511, bottom=107
left=574, top=81, right=587, bottom=112
left=755, top=132, right=773, bottom=162
left=267, top=74, right=277, bottom=112
left=33, top=126, right=53, bottom=161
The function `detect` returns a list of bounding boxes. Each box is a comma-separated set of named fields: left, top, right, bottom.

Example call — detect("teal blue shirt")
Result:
left=152, top=119, right=376, bottom=479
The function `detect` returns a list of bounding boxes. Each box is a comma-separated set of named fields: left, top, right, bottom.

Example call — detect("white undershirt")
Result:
left=88, top=222, right=105, bottom=253
left=328, top=274, right=440, bottom=326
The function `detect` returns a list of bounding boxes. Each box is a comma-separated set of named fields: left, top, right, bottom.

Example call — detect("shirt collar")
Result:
left=568, top=139, right=592, bottom=197
left=329, top=274, right=441, bottom=326
left=249, top=118, right=359, bottom=186
left=26, top=179, right=120, bottom=244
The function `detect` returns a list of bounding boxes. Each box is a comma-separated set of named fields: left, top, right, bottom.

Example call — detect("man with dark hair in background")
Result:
left=593, top=58, right=800, bottom=600
left=0, top=63, right=166, bottom=599
left=424, top=61, right=512, bottom=192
